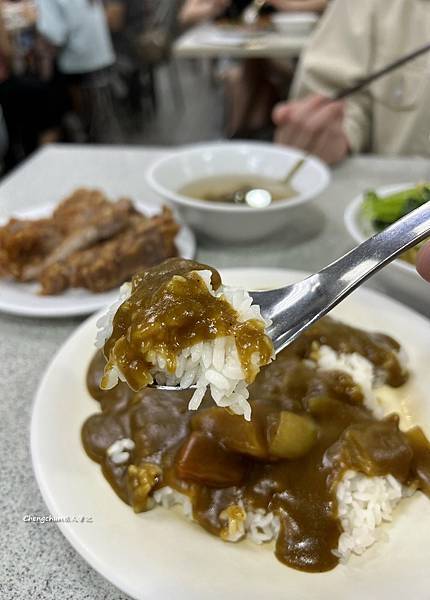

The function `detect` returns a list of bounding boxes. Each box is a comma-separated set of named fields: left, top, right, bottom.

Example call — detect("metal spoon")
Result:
left=152, top=200, right=430, bottom=390
left=231, top=186, right=272, bottom=206
left=232, top=159, right=305, bottom=207
left=282, top=156, right=306, bottom=186
left=242, top=157, right=306, bottom=206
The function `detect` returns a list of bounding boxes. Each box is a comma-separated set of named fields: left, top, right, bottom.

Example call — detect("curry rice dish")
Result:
left=96, top=259, right=274, bottom=420
left=83, top=260, right=430, bottom=573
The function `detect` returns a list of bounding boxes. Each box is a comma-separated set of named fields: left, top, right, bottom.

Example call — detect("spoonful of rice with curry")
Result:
left=96, top=201, right=430, bottom=420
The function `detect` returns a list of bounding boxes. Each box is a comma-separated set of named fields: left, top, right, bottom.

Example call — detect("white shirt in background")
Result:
left=37, top=0, right=115, bottom=74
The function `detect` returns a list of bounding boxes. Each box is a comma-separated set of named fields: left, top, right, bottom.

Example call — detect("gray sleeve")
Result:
left=290, top=0, right=375, bottom=153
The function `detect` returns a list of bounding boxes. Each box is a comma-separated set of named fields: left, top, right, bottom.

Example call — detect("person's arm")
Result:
left=273, top=0, right=374, bottom=162
left=0, top=2, right=12, bottom=64
left=36, top=0, right=67, bottom=48
left=104, top=0, right=126, bottom=32
left=292, top=0, right=374, bottom=154
left=267, top=0, right=328, bottom=13
left=179, top=0, right=230, bottom=28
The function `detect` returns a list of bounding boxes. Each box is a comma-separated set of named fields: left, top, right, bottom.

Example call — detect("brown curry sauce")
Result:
left=82, top=317, right=430, bottom=573
left=102, top=258, right=274, bottom=391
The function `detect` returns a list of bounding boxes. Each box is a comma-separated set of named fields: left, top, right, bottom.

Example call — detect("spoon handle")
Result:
left=256, top=201, right=430, bottom=354
left=318, top=201, right=430, bottom=299
left=283, top=156, right=307, bottom=185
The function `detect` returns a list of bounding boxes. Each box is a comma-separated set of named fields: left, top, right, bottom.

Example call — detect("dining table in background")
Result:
left=1, top=144, right=429, bottom=600
left=173, top=23, right=310, bottom=60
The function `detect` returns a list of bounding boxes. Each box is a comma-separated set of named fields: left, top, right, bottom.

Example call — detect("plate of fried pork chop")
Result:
left=0, top=188, right=196, bottom=317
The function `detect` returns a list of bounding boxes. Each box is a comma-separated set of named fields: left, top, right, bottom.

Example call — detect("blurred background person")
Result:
left=104, top=0, right=146, bottom=113
left=179, top=0, right=326, bottom=25
left=105, top=0, right=180, bottom=118
left=220, top=0, right=328, bottom=137
left=0, top=0, right=63, bottom=170
left=36, top=0, right=117, bottom=142
left=179, top=0, right=231, bottom=28
left=273, top=0, right=430, bottom=164
left=180, top=0, right=328, bottom=137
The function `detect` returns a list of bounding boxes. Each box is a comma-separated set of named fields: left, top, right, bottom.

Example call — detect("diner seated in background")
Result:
left=36, top=0, right=116, bottom=142
left=105, top=0, right=179, bottom=115
left=273, top=0, right=430, bottom=164
left=179, top=0, right=327, bottom=27
left=179, top=0, right=328, bottom=137
left=218, top=0, right=328, bottom=137
left=104, top=0, right=146, bottom=111
left=178, top=0, right=230, bottom=28
left=0, top=0, right=63, bottom=170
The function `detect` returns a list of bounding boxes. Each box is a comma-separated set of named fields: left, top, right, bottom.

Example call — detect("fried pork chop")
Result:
left=39, top=208, right=180, bottom=294
left=0, top=189, right=180, bottom=294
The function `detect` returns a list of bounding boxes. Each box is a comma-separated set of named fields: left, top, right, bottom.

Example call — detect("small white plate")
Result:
left=0, top=205, right=195, bottom=318
left=31, top=268, right=430, bottom=600
left=344, top=183, right=430, bottom=316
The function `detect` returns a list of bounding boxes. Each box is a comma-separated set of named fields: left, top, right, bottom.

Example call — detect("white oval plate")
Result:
left=0, top=205, right=195, bottom=318
left=31, top=268, right=430, bottom=600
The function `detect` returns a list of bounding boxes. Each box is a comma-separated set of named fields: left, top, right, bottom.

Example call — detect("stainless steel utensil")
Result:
left=153, top=200, right=430, bottom=390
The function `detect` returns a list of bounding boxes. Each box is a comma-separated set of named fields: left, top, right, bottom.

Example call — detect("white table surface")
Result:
left=173, top=24, right=308, bottom=59
left=1, top=144, right=430, bottom=600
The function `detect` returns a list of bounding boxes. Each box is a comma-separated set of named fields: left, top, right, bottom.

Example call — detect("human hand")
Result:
left=417, top=242, right=430, bottom=282
left=272, top=94, right=349, bottom=165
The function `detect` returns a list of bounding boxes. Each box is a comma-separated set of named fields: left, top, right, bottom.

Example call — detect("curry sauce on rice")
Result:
left=83, top=302, right=430, bottom=572
left=97, top=258, right=274, bottom=420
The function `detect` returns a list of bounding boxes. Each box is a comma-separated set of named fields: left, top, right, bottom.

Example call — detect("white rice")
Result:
left=334, top=470, right=408, bottom=561
left=316, top=346, right=375, bottom=404
left=95, top=282, right=132, bottom=349
left=106, top=437, right=135, bottom=465
left=146, top=340, right=412, bottom=562
left=150, top=473, right=409, bottom=562
left=152, top=486, right=193, bottom=520
left=151, top=487, right=280, bottom=545
left=96, top=270, right=273, bottom=421
left=245, top=508, right=281, bottom=544
left=312, top=344, right=400, bottom=418
left=100, top=301, right=412, bottom=563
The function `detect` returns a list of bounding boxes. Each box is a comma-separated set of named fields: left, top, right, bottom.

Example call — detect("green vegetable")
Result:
left=362, top=184, right=430, bottom=231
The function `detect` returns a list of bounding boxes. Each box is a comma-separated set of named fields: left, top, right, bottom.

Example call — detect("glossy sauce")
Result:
left=102, top=258, right=274, bottom=390
left=179, top=175, right=296, bottom=204
left=83, top=317, right=430, bottom=572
